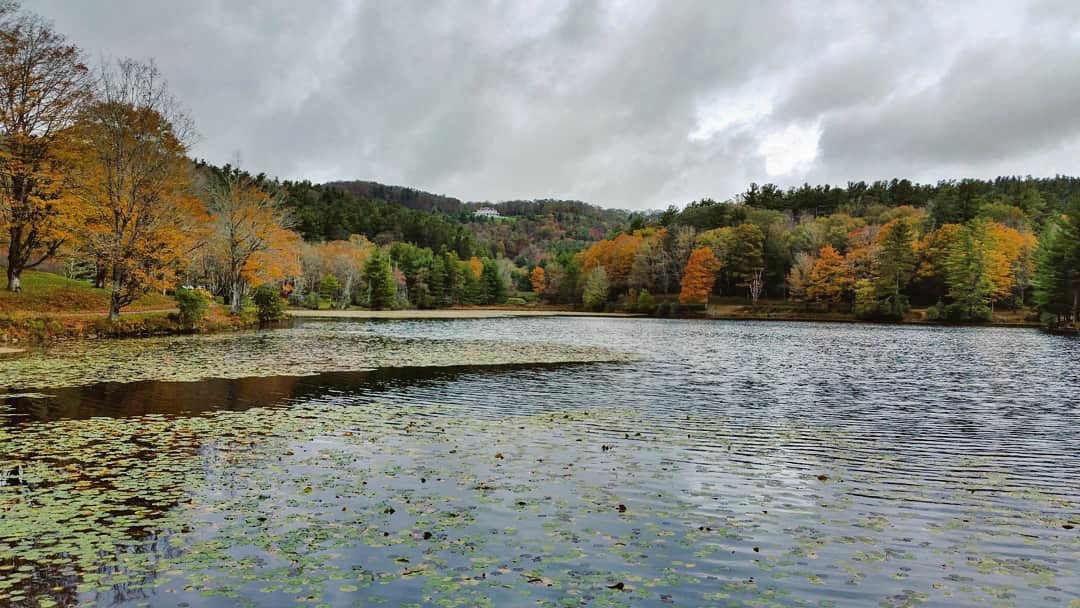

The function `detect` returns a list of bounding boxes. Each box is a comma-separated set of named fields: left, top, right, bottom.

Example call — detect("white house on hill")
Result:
left=473, top=207, right=501, bottom=218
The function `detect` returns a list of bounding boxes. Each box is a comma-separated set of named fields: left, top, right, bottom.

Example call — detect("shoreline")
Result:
left=289, top=307, right=1046, bottom=328
left=287, top=308, right=643, bottom=320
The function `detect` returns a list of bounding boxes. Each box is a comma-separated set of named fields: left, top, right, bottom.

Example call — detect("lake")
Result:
left=1, top=317, right=1077, bottom=607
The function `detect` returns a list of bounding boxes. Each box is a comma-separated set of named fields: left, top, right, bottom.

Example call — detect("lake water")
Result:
left=1, top=317, right=1077, bottom=607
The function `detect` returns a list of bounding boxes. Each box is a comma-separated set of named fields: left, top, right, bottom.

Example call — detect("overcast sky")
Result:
left=24, top=0, right=1080, bottom=209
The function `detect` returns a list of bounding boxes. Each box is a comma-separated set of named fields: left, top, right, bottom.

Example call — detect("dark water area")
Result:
left=0, top=363, right=590, bottom=423
left=1, top=317, right=1077, bottom=607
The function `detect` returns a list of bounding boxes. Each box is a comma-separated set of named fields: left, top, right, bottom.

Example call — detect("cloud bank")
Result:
left=25, top=0, right=1080, bottom=209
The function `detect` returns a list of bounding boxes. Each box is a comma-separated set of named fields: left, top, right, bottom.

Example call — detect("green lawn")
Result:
left=0, top=270, right=173, bottom=314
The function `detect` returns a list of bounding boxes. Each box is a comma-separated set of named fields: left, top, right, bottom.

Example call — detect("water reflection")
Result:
left=0, top=363, right=589, bottom=423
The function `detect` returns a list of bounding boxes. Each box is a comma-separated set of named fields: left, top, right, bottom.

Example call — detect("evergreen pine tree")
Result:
left=363, top=251, right=396, bottom=309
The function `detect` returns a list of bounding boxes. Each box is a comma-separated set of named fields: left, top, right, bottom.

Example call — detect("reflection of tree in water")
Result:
left=0, top=420, right=202, bottom=607
left=1, top=362, right=584, bottom=424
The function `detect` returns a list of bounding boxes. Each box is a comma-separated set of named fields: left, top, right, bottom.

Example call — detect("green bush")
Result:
left=506, top=297, right=527, bottom=306
left=253, top=285, right=287, bottom=323
left=636, top=290, right=657, bottom=315
left=302, top=291, right=321, bottom=310
left=174, top=288, right=209, bottom=329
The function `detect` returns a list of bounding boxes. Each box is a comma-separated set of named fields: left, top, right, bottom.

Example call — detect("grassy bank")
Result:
left=0, top=271, right=259, bottom=346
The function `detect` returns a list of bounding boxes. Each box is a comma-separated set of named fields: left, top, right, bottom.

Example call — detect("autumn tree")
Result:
left=786, top=252, right=815, bottom=302
left=78, top=59, right=201, bottom=320
left=983, top=222, right=1037, bottom=308
left=201, top=170, right=300, bottom=312
left=805, top=245, right=853, bottom=308
left=678, top=246, right=719, bottom=305
left=629, top=231, right=671, bottom=293
left=914, top=223, right=964, bottom=303
left=578, top=231, right=643, bottom=292
left=581, top=265, right=609, bottom=311
left=529, top=265, right=545, bottom=293
left=0, top=8, right=92, bottom=290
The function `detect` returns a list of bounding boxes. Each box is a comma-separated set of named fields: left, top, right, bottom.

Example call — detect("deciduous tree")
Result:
left=581, top=265, right=609, bottom=310
left=529, top=265, right=545, bottom=293
left=678, top=246, right=719, bottom=305
left=202, top=170, right=300, bottom=312
left=805, top=245, right=853, bottom=307
left=0, top=8, right=92, bottom=290
left=77, top=59, right=200, bottom=320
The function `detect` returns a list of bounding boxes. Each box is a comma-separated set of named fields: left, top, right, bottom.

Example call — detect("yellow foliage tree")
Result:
left=983, top=222, right=1038, bottom=306
left=77, top=59, right=202, bottom=320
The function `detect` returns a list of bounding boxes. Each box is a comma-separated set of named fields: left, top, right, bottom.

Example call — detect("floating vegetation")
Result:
left=2, top=400, right=1076, bottom=607
left=0, top=323, right=632, bottom=390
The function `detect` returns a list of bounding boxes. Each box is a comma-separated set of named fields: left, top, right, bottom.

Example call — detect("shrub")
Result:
left=253, top=284, right=287, bottom=323
left=506, top=297, right=527, bottom=306
left=636, top=290, right=657, bottom=315
left=174, top=288, right=209, bottom=330
left=302, top=291, right=321, bottom=310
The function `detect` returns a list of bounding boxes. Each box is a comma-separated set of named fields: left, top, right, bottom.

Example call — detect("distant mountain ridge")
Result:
left=323, top=179, right=627, bottom=220
left=323, top=180, right=466, bottom=214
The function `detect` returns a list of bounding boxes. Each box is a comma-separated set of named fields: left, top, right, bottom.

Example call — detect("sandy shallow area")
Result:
left=287, top=308, right=640, bottom=320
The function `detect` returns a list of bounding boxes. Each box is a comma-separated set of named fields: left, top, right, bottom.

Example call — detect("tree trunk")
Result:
left=6, top=267, right=19, bottom=292
left=108, top=291, right=122, bottom=322
left=230, top=282, right=243, bottom=314
left=6, top=230, right=21, bottom=292
left=1073, top=288, right=1079, bottom=325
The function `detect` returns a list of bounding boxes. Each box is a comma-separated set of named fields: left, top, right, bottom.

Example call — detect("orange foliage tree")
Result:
left=679, top=247, right=719, bottom=305
left=77, top=59, right=202, bottom=320
left=805, top=245, right=854, bottom=307
left=0, top=10, right=92, bottom=290
left=529, top=266, right=545, bottom=293
left=578, top=232, right=644, bottom=291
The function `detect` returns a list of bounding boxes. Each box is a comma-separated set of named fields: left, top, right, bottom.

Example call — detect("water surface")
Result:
left=1, top=318, right=1077, bottom=607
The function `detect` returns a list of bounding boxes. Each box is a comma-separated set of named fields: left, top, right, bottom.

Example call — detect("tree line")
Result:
left=531, top=182, right=1080, bottom=328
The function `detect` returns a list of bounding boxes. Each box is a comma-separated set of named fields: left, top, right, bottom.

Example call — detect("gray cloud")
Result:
left=24, top=0, right=1080, bottom=209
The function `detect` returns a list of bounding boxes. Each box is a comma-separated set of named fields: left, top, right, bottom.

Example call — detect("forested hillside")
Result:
left=562, top=176, right=1080, bottom=327
left=325, top=180, right=465, bottom=214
